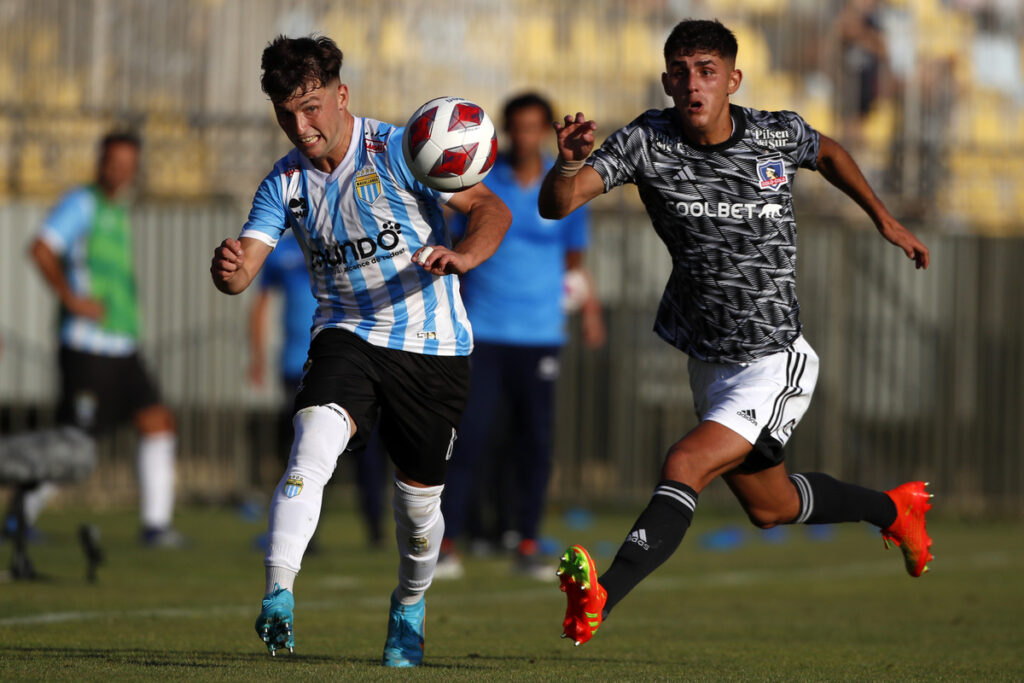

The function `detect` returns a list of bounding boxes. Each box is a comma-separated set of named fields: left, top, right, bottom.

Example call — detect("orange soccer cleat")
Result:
left=556, top=544, right=607, bottom=646
left=880, top=481, right=934, bottom=577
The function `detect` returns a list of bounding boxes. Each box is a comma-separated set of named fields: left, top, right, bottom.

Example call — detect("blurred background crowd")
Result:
left=0, top=0, right=1021, bottom=517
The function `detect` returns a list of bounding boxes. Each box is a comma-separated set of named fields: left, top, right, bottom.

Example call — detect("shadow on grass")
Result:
left=5, top=646, right=645, bottom=671
left=3, top=646, right=355, bottom=667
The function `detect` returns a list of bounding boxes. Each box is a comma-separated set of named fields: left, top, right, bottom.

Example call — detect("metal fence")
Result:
left=1, top=202, right=1021, bottom=513
left=1, top=0, right=1022, bottom=232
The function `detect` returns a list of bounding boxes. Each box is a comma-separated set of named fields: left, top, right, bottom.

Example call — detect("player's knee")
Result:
left=744, top=500, right=800, bottom=529
left=286, top=404, right=351, bottom=484
left=136, top=405, right=175, bottom=434
left=745, top=508, right=785, bottom=529
left=392, top=478, right=443, bottom=535
left=661, top=445, right=714, bottom=487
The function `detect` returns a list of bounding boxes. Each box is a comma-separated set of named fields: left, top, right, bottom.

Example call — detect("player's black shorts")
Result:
left=57, top=346, right=163, bottom=436
left=294, top=328, right=470, bottom=486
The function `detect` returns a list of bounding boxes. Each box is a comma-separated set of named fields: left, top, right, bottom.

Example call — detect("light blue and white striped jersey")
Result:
left=240, top=116, right=473, bottom=357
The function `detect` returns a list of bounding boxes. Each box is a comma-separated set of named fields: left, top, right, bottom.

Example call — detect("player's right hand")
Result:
left=554, top=112, right=598, bottom=163
left=64, top=295, right=104, bottom=321
left=211, top=238, right=244, bottom=286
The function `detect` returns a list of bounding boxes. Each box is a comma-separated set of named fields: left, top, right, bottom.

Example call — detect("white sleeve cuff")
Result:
left=239, top=229, right=279, bottom=248
left=38, top=227, right=68, bottom=255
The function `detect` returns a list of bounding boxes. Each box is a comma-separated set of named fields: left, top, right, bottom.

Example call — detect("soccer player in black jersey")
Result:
left=538, top=19, right=934, bottom=646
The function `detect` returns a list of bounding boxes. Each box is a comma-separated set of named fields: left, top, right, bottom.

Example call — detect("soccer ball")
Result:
left=402, top=96, right=497, bottom=192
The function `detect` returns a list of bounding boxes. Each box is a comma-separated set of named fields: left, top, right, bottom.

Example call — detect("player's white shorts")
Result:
left=688, top=336, right=819, bottom=472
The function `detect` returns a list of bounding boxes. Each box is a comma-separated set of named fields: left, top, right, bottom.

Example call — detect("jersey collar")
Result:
left=672, top=104, right=746, bottom=153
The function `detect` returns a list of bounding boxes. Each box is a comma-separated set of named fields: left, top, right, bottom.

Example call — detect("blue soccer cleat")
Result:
left=382, top=593, right=425, bottom=667
left=255, top=583, right=295, bottom=656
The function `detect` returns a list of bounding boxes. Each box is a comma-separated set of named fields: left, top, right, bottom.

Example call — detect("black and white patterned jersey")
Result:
left=588, top=104, right=820, bottom=363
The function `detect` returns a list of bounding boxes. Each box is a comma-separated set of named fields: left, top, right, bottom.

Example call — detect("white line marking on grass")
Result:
left=0, top=552, right=1010, bottom=628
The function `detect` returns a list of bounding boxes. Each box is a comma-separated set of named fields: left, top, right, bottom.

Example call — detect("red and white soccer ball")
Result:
left=402, top=96, right=498, bottom=192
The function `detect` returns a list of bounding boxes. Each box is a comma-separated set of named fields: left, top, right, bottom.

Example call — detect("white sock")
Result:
left=265, top=404, right=351, bottom=578
left=137, top=432, right=175, bottom=529
left=392, top=478, right=445, bottom=605
left=22, top=482, right=59, bottom=525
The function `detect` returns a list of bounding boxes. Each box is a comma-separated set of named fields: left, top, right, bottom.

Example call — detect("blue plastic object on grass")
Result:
left=564, top=507, right=594, bottom=530
left=699, top=525, right=746, bottom=551
left=537, top=536, right=562, bottom=556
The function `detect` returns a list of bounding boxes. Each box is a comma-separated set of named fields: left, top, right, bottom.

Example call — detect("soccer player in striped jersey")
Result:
left=210, top=35, right=511, bottom=666
left=538, top=19, right=934, bottom=647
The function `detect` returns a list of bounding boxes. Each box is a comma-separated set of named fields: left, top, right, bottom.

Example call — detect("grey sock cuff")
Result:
left=266, top=566, right=298, bottom=595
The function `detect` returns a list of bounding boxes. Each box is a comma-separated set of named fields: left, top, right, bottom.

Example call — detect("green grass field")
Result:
left=2, top=501, right=1022, bottom=681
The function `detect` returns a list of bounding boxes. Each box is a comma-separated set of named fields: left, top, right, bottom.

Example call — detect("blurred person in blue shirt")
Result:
left=436, top=93, right=605, bottom=579
left=248, top=231, right=385, bottom=548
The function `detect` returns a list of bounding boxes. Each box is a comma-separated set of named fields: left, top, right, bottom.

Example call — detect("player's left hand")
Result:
left=878, top=218, right=929, bottom=269
left=581, top=301, right=607, bottom=349
left=412, top=245, right=471, bottom=276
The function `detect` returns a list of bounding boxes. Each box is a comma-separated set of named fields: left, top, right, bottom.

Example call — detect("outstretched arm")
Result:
left=538, top=113, right=607, bottom=219
left=211, top=237, right=273, bottom=294
left=816, top=134, right=930, bottom=269
left=413, top=182, right=511, bottom=276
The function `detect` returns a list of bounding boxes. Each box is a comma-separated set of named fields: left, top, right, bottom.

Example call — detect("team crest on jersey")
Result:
left=355, top=167, right=382, bottom=204
left=284, top=475, right=304, bottom=498
left=756, top=155, right=788, bottom=190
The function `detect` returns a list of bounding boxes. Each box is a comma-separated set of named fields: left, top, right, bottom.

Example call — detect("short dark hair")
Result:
left=260, top=35, right=344, bottom=104
left=100, top=130, right=141, bottom=152
left=502, top=92, right=554, bottom=130
left=663, top=19, right=738, bottom=62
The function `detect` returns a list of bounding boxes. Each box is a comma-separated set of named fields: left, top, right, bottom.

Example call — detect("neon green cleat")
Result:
left=557, top=545, right=607, bottom=646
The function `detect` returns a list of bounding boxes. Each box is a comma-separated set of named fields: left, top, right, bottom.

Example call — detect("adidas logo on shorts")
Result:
left=626, top=528, right=650, bottom=550
left=737, top=408, right=757, bottom=424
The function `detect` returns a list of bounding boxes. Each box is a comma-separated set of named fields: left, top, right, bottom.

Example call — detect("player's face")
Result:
left=505, top=105, right=550, bottom=162
left=662, top=49, right=741, bottom=145
left=274, top=78, right=352, bottom=170
left=97, top=142, right=139, bottom=198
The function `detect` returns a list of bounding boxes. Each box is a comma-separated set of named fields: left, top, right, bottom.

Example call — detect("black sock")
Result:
left=788, top=473, right=897, bottom=528
left=598, top=481, right=697, bottom=617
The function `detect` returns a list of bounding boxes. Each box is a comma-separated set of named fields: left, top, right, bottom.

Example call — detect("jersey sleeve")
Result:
left=240, top=170, right=287, bottom=247
left=562, top=201, right=590, bottom=251
left=38, top=188, right=96, bottom=254
left=780, top=110, right=821, bottom=171
left=387, top=127, right=455, bottom=205
left=586, top=116, right=647, bottom=192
